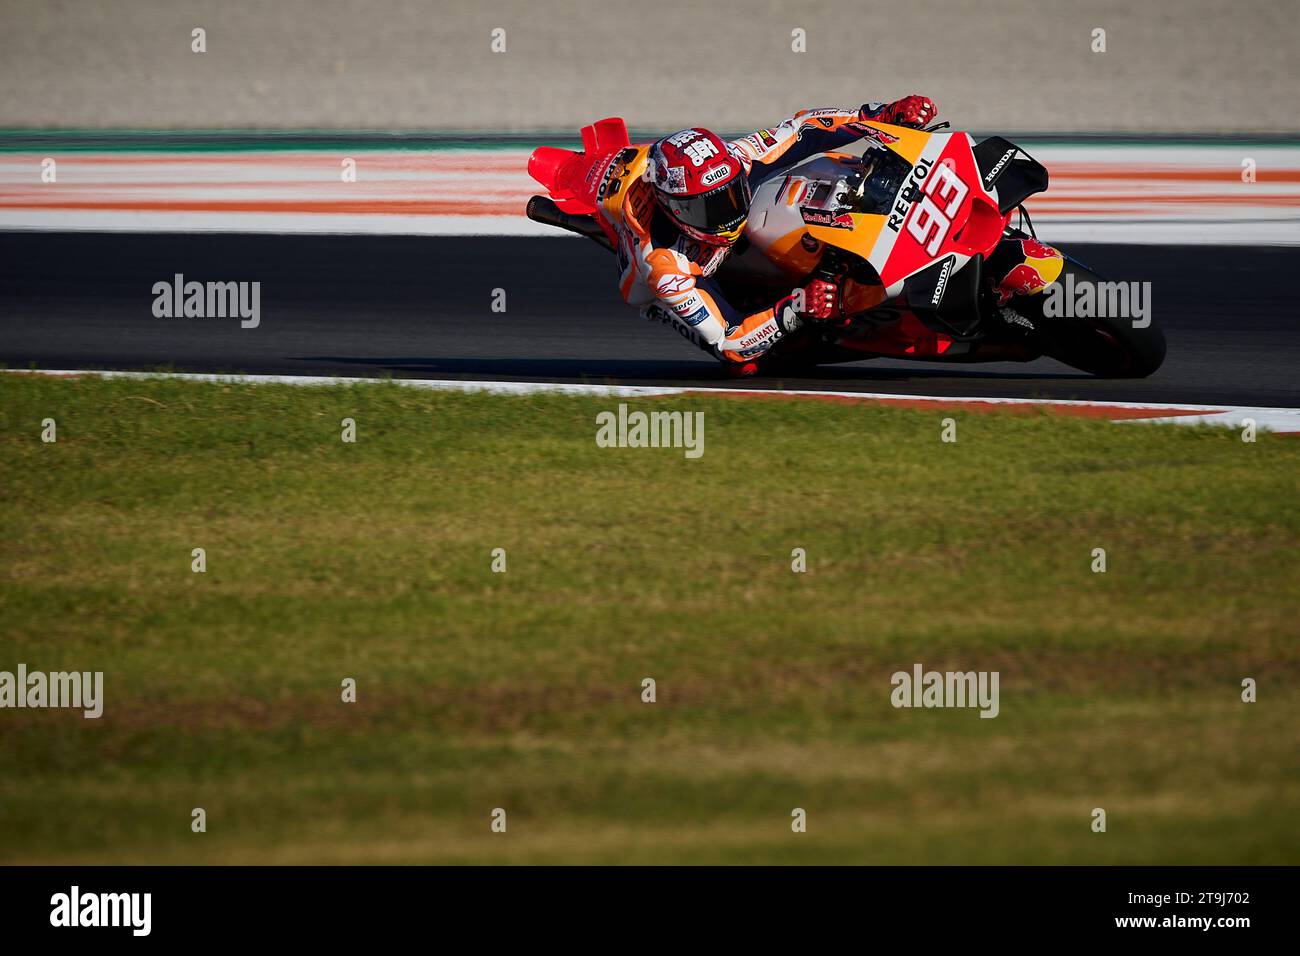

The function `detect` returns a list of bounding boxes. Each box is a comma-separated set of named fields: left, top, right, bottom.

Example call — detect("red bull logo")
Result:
left=995, top=239, right=1063, bottom=305
left=1019, top=237, right=1058, bottom=261
left=849, top=122, right=900, bottom=146
left=799, top=206, right=854, bottom=229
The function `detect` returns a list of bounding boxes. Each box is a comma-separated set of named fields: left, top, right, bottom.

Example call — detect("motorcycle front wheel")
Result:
left=1010, top=258, right=1167, bottom=378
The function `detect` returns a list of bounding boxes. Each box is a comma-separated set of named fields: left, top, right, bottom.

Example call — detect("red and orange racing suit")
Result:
left=595, top=106, right=892, bottom=365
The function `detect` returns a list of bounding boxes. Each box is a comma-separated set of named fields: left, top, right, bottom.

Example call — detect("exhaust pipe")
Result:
left=526, top=196, right=614, bottom=253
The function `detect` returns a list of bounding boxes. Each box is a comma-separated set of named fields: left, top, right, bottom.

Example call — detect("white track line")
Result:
left=7, top=368, right=1298, bottom=433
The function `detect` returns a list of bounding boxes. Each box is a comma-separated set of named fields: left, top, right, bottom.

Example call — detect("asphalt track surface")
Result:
left=1, top=233, right=1297, bottom=408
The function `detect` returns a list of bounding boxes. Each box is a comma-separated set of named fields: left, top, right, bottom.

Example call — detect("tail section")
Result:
left=527, top=146, right=587, bottom=211
left=580, top=117, right=631, bottom=156
left=527, top=117, right=631, bottom=215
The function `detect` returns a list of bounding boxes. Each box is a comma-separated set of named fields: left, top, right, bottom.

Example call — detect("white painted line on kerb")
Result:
left=6, top=368, right=1298, bottom=432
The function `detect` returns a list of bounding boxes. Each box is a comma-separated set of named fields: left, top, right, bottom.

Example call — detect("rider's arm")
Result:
left=728, top=107, right=866, bottom=174
left=729, top=97, right=937, bottom=175
left=642, top=256, right=802, bottom=364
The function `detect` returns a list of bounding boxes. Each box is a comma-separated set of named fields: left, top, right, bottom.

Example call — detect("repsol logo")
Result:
left=887, top=157, right=934, bottom=232
left=647, top=304, right=710, bottom=350
left=983, top=148, right=1016, bottom=187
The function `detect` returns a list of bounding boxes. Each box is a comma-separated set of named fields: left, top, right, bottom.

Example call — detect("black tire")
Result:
left=1011, top=257, right=1166, bottom=378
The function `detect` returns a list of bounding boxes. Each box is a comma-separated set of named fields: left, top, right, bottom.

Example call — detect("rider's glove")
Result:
left=864, top=95, right=938, bottom=129
left=799, top=278, right=841, bottom=321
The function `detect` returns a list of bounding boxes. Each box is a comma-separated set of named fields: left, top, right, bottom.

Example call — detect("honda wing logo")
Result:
left=983, top=148, right=1017, bottom=188
left=930, top=256, right=955, bottom=307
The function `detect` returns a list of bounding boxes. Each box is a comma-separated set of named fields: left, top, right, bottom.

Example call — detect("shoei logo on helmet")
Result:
left=700, top=163, right=734, bottom=187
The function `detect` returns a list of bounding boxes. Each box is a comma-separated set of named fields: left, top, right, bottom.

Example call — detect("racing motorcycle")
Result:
left=526, top=117, right=1166, bottom=378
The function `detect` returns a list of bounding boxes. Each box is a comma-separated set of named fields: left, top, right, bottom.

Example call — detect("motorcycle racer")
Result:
left=528, top=100, right=1162, bottom=380
left=597, top=96, right=939, bottom=372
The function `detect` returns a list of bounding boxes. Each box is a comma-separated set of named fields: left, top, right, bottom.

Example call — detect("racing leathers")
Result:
left=596, top=103, right=932, bottom=368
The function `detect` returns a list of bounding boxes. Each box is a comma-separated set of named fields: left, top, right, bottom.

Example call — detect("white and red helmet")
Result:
left=647, top=128, right=751, bottom=245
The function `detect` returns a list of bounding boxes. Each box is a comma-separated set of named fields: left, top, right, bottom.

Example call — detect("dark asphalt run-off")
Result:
left=2, top=233, right=1296, bottom=408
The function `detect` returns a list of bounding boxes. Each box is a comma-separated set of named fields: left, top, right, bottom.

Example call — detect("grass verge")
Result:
left=1, top=373, right=1297, bottom=863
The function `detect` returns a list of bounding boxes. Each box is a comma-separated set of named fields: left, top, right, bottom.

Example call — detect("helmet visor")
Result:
left=663, top=175, right=751, bottom=235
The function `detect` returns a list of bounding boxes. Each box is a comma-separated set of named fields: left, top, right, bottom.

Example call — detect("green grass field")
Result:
left=1, top=373, right=1297, bottom=864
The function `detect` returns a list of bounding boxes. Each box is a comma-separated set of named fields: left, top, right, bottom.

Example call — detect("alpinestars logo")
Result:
left=655, top=272, right=695, bottom=297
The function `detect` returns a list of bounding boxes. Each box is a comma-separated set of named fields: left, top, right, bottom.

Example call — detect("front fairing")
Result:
left=743, top=122, right=1024, bottom=292
left=741, top=122, right=1043, bottom=338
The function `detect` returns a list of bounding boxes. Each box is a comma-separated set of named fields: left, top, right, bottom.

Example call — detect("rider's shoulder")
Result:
left=644, top=245, right=693, bottom=276
left=609, top=175, right=656, bottom=239
left=642, top=246, right=699, bottom=297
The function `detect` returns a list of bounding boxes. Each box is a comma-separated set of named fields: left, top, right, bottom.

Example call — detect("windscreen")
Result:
left=850, top=148, right=914, bottom=217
